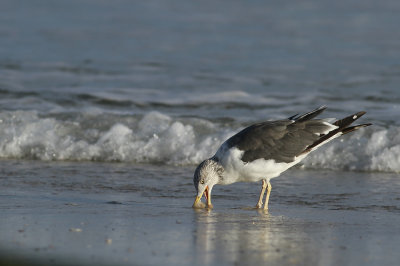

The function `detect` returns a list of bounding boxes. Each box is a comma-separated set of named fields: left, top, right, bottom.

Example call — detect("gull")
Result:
left=192, top=106, right=371, bottom=210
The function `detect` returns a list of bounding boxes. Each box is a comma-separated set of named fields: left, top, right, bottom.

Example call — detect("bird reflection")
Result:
left=192, top=209, right=317, bottom=265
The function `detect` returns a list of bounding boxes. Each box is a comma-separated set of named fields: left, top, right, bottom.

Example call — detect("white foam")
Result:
left=303, top=126, right=400, bottom=173
left=0, top=111, right=229, bottom=164
left=0, top=111, right=397, bottom=173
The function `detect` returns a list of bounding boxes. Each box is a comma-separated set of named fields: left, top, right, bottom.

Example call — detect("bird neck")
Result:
left=208, top=157, right=225, bottom=184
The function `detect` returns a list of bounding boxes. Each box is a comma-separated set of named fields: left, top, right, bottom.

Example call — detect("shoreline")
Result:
left=1, top=161, right=399, bottom=265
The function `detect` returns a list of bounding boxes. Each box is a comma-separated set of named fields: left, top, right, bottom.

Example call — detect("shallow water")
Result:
left=1, top=160, right=400, bottom=265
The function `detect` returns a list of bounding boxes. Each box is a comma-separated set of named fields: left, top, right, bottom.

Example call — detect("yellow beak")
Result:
left=192, top=186, right=213, bottom=209
left=192, top=195, right=204, bottom=208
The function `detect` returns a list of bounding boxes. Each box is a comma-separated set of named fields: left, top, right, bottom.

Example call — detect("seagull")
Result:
left=192, top=106, right=371, bottom=210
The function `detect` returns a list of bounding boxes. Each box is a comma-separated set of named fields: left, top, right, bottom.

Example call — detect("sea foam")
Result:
left=0, top=111, right=229, bottom=164
left=0, top=110, right=398, bottom=173
left=303, top=126, right=400, bottom=173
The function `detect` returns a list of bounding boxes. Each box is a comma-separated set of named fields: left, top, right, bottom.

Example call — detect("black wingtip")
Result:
left=293, top=106, right=327, bottom=122
left=353, top=111, right=367, bottom=120
left=333, top=111, right=367, bottom=128
left=341, top=123, right=372, bottom=135
left=288, top=113, right=299, bottom=120
left=300, top=111, right=371, bottom=155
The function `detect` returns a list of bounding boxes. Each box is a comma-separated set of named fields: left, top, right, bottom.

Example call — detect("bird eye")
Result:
left=200, top=180, right=205, bottom=184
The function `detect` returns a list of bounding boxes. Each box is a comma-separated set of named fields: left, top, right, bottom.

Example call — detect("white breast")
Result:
left=215, top=145, right=306, bottom=185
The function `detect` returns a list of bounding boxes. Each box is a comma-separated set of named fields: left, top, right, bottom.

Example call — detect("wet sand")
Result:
left=0, top=160, right=399, bottom=265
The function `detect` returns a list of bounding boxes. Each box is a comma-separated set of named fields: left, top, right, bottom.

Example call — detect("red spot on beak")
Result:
left=204, top=186, right=209, bottom=201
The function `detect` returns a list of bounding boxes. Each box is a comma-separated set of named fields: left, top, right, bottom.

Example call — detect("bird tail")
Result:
left=301, top=111, right=371, bottom=154
left=332, top=111, right=372, bottom=135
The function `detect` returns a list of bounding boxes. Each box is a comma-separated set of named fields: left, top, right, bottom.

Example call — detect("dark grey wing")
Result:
left=224, top=106, right=332, bottom=163
left=225, top=119, right=331, bottom=163
left=224, top=107, right=370, bottom=164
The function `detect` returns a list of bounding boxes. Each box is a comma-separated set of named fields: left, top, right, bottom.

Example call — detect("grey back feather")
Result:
left=225, top=119, right=333, bottom=163
left=219, top=107, right=370, bottom=164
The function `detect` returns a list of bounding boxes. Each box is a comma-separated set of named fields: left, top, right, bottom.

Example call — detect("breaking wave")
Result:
left=303, top=125, right=400, bottom=173
left=0, top=111, right=232, bottom=165
left=0, top=110, right=398, bottom=173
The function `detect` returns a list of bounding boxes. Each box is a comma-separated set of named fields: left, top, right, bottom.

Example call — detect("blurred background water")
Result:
left=0, top=0, right=399, bottom=170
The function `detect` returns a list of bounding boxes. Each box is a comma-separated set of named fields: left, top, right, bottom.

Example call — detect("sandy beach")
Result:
left=1, top=160, right=399, bottom=266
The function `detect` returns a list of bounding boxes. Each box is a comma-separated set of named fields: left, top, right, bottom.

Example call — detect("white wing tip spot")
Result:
left=353, top=115, right=357, bottom=119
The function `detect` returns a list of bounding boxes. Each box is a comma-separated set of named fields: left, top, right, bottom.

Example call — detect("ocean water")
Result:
left=1, top=0, right=399, bottom=173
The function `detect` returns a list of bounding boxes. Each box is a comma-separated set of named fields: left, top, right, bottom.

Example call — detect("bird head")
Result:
left=192, top=159, right=223, bottom=209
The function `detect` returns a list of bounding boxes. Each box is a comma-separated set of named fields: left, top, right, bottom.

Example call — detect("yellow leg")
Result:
left=263, top=181, right=272, bottom=210
left=256, top=179, right=267, bottom=208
